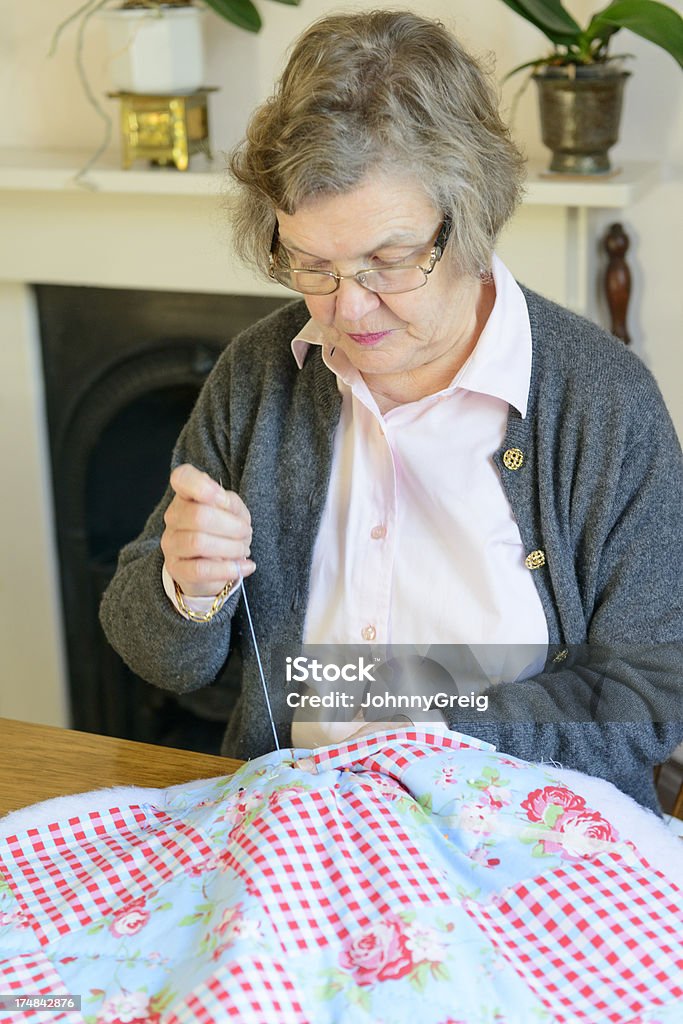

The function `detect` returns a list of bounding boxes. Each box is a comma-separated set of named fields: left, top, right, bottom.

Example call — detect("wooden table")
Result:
left=0, top=718, right=241, bottom=817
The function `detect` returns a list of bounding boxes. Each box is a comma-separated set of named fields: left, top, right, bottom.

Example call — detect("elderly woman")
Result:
left=100, top=10, right=683, bottom=811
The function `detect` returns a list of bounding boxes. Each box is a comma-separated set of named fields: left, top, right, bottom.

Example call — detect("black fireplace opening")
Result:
left=36, top=284, right=287, bottom=754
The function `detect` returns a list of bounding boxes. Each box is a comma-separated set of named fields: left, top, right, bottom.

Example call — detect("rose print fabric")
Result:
left=0, top=728, right=681, bottom=1024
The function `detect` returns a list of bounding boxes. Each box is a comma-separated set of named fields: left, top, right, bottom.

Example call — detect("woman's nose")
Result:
left=334, top=276, right=382, bottom=323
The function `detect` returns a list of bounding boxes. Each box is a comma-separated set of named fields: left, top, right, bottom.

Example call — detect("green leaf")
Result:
left=409, top=961, right=431, bottom=992
left=150, top=988, right=178, bottom=1014
left=430, top=960, right=451, bottom=982
left=455, top=883, right=482, bottom=899
left=268, top=0, right=301, bottom=5
left=543, top=803, right=565, bottom=828
left=399, top=910, right=417, bottom=924
left=198, top=934, right=217, bottom=956
left=178, top=913, right=204, bottom=926
left=315, top=981, right=345, bottom=1000
left=587, top=0, right=683, bottom=67
left=204, top=0, right=262, bottom=32
left=317, top=968, right=349, bottom=983
left=348, top=986, right=371, bottom=1010
left=503, top=56, right=561, bottom=79
left=496, top=0, right=581, bottom=46
left=406, top=792, right=432, bottom=821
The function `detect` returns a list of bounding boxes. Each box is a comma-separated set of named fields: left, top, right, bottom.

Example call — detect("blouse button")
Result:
left=361, top=625, right=377, bottom=641
left=370, top=525, right=386, bottom=540
left=503, top=447, right=524, bottom=470
left=525, top=549, right=546, bottom=570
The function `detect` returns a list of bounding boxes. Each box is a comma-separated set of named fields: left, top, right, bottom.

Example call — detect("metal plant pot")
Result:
left=533, top=64, right=630, bottom=175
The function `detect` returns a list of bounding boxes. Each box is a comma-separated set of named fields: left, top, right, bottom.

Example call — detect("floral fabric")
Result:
left=0, top=729, right=681, bottom=1024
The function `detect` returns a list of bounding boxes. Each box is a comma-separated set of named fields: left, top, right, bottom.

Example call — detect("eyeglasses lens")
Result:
left=271, top=265, right=429, bottom=295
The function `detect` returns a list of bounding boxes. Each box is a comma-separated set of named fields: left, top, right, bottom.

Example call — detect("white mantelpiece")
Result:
left=0, top=148, right=659, bottom=727
left=0, top=149, right=659, bottom=304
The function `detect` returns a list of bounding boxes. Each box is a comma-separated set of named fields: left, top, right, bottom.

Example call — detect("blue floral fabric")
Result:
left=0, top=729, right=681, bottom=1024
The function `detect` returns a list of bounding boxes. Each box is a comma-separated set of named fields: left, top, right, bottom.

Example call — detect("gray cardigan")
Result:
left=100, top=288, right=683, bottom=810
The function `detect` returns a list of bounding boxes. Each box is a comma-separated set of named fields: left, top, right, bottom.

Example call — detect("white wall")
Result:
left=2, top=0, right=682, bottom=435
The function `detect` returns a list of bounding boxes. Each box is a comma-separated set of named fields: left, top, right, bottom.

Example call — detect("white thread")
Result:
left=219, top=475, right=279, bottom=751
left=239, top=569, right=280, bottom=750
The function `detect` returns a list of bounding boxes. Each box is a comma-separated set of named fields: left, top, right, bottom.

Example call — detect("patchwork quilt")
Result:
left=0, top=729, right=681, bottom=1024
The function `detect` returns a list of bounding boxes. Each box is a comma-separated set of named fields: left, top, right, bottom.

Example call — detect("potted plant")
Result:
left=50, top=0, right=300, bottom=176
left=52, top=0, right=301, bottom=96
left=100, top=1, right=207, bottom=94
left=497, top=0, right=683, bottom=174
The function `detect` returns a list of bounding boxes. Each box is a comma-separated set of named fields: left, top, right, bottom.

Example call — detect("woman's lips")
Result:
left=346, top=330, right=393, bottom=346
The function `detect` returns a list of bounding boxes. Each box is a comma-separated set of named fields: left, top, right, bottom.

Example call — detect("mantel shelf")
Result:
left=0, top=147, right=660, bottom=208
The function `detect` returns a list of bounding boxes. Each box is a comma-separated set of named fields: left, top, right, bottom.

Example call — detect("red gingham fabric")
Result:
left=219, top=787, right=450, bottom=955
left=0, top=805, right=214, bottom=947
left=162, top=957, right=310, bottom=1024
left=1, top=732, right=680, bottom=1024
left=464, top=850, right=683, bottom=1024
left=0, top=953, right=84, bottom=1024
left=311, top=728, right=493, bottom=773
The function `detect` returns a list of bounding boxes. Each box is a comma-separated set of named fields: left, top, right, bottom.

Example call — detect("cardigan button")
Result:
left=525, top=549, right=546, bottom=570
left=503, top=447, right=524, bottom=470
left=361, top=625, right=377, bottom=641
left=553, top=648, right=568, bottom=664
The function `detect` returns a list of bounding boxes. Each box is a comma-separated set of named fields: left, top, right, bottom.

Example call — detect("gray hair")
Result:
left=228, top=9, right=525, bottom=280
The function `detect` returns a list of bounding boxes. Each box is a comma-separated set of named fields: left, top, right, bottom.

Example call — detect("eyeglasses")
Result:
left=268, top=215, right=452, bottom=296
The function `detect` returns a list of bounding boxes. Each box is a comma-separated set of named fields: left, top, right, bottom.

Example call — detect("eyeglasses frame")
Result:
left=268, top=214, right=453, bottom=295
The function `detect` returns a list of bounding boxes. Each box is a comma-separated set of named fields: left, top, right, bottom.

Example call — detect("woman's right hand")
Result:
left=161, top=464, right=255, bottom=597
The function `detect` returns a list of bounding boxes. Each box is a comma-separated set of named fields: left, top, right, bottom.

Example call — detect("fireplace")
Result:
left=36, top=284, right=286, bottom=753
left=0, top=150, right=661, bottom=734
